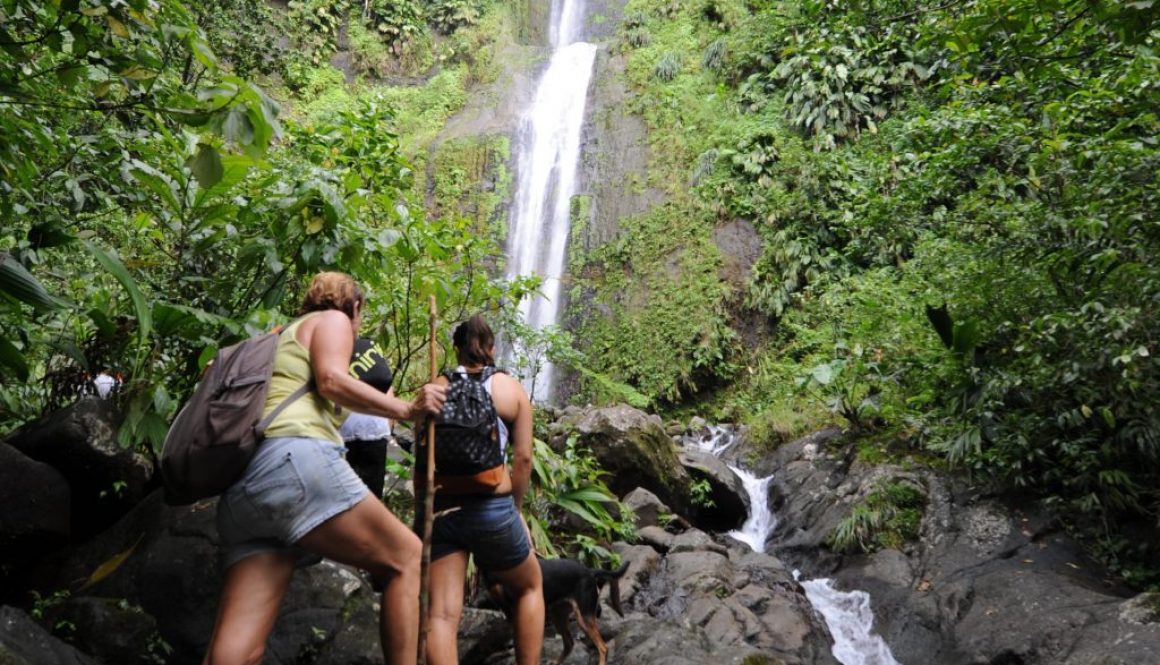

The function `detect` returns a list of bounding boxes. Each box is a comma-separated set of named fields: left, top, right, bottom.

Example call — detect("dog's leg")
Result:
left=548, top=602, right=574, bottom=665
left=573, top=607, right=608, bottom=665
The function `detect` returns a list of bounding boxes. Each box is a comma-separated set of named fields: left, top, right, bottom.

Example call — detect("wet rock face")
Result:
left=765, top=433, right=1160, bottom=665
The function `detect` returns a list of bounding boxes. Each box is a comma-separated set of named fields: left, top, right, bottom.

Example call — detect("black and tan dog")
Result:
left=485, top=558, right=630, bottom=665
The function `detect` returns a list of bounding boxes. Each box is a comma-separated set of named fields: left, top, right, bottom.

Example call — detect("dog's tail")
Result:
left=594, top=562, right=630, bottom=617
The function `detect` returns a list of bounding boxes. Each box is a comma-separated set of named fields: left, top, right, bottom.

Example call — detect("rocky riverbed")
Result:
left=3, top=399, right=1159, bottom=664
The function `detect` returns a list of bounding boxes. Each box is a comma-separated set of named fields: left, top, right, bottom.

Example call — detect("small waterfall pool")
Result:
left=687, top=426, right=901, bottom=665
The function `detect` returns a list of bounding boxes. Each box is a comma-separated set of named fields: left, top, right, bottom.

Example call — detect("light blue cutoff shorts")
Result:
left=216, top=436, right=370, bottom=568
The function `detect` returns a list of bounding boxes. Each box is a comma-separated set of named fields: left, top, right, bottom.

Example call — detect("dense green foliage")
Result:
left=573, top=0, right=1160, bottom=583
left=0, top=0, right=628, bottom=567
left=0, top=0, right=526, bottom=453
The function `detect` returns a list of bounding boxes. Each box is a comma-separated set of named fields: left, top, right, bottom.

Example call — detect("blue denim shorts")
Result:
left=429, top=495, right=530, bottom=572
left=217, top=437, right=369, bottom=568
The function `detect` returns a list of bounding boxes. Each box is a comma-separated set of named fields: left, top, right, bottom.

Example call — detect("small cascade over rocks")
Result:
left=683, top=424, right=900, bottom=665
left=796, top=576, right=901, bottom=665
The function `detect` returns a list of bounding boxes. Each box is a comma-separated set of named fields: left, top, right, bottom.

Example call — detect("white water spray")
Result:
left=504, top=0, right=597, bottom=401
left=725, top=464, right=775, bottom=553
left=688, top=425, right=901, bottom=665
left=797, top=576, right=901, bottom=665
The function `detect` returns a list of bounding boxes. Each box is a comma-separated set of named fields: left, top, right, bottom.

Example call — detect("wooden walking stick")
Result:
left=417, top=295, right=437, bottom=665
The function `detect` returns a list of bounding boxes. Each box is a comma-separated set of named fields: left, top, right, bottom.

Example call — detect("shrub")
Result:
left=653, top=52, right=682, bottom=81
left=829, top=479, right=926, bottom=553
left=702, top=37, right=727, bottom=72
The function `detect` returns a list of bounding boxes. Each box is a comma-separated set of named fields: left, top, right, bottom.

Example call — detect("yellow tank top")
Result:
left=262, top=313, right=347, bottom=443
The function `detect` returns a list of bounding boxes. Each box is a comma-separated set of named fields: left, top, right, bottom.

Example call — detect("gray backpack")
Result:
left=160, top=330, right=310, bottom=505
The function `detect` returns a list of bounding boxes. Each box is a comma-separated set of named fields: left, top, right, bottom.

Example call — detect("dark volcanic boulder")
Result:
left=0, top=605, right=98, bottom=665
left=50, top=489, right=387, bottom=665
left=7, top=397, right=153, bottom=539
left=0, top=444, right=70, bottom=601
left=563, top=405, right=692, bottom=515
left=45, top=596, right=165, bottom=665
left=49, top=490, right=221, bottom=662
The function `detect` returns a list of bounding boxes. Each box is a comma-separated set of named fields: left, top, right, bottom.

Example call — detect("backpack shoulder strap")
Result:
left=254, top=380, right=314, bottom=437
left=253, top=320, right=314, bottom=437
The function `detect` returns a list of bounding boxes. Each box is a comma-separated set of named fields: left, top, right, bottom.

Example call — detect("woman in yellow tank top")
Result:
left=204, top=272, right=447, bottom=665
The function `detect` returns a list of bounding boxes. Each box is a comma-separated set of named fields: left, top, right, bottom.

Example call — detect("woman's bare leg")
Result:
left=488, top=550, right=544, bottom=665
left=296, top=495, right=422, bottom=665
left=203, top=551, right=296, bottom=665
left=425, top=551, right=468, bottom=665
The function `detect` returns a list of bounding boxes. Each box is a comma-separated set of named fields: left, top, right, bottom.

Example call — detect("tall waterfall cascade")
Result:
left=686, top=426, right=901, bottom=665
left=503, top=0, right=597, bottom=401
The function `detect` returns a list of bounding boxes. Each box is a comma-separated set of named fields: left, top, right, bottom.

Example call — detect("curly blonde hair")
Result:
left=299, top=272, right=364, bottom=319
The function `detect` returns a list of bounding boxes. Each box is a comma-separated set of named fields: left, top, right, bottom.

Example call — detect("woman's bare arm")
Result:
left=304, top=310, right=445, bottom=420
left=502, top=375, right=535, bottom=513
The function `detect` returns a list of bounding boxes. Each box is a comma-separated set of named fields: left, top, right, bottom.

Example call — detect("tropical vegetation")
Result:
left=3, top=0, right=1159, bottom=585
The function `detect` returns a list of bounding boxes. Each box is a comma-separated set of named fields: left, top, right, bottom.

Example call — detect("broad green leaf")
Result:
left=88, top=308, right=117, bottom=337
left=951, top=319, right=981, bottom=357
left=129, top=162, right=181, bottom=213
left=83, top=242, right=153, bottom=343
left=0, top=337, right=29, bottom=381
left=0, top=252, right=67, bottom=310
left=188, top=143, right=224, bottom=189
left=193, top=154, right=257, bottom=206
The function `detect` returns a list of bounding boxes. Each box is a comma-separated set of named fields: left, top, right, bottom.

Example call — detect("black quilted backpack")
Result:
left=417, top=367, right=505, bottom=492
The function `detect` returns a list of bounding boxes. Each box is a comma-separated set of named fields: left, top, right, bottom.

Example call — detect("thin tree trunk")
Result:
left=417, top=295, right=437, bottom=665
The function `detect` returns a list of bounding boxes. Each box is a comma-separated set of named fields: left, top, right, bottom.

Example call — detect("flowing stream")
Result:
left=503, top=0, right=597, bottom=402
left=688, top=426, right=901, bottom=665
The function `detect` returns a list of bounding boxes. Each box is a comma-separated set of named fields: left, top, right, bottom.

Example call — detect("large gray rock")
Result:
left=613, top=536, right=838, bottom=665
left=610, top=617, right=780, bottom=665
left=679, top=446, right=749, bottom=531
left=622, top=487, right=671, bottom=530
left=7, top=397, right=153, bottom=539
left=0, top=605, right=98, bottom=665
left=767, top=431, right=1160, bottom=665
left=0, top=443, right=70, bottom=599
left=564, top=405, right=692, bottom=515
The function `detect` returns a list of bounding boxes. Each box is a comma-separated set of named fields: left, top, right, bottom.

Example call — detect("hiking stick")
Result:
left=417, top=295, right=437, bottom=665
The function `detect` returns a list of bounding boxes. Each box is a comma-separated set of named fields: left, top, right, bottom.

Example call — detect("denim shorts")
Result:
left=217, top=437, right=369, bottom=568
left=428, top=495, right=530, bottom=573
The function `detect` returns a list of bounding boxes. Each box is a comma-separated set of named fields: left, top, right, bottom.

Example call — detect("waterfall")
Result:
left=686, top=425, right=901, bottom=665
left=725, top=465, right=776, bottom=553
left=504, top=0, right=597, bottom=402
left=796, top=575, right=902, bottom=665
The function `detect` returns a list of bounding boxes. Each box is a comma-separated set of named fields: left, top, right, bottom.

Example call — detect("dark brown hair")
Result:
left=299, top=272, right=364, bottom=319
left=453, top=315, right=495, bottom=366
